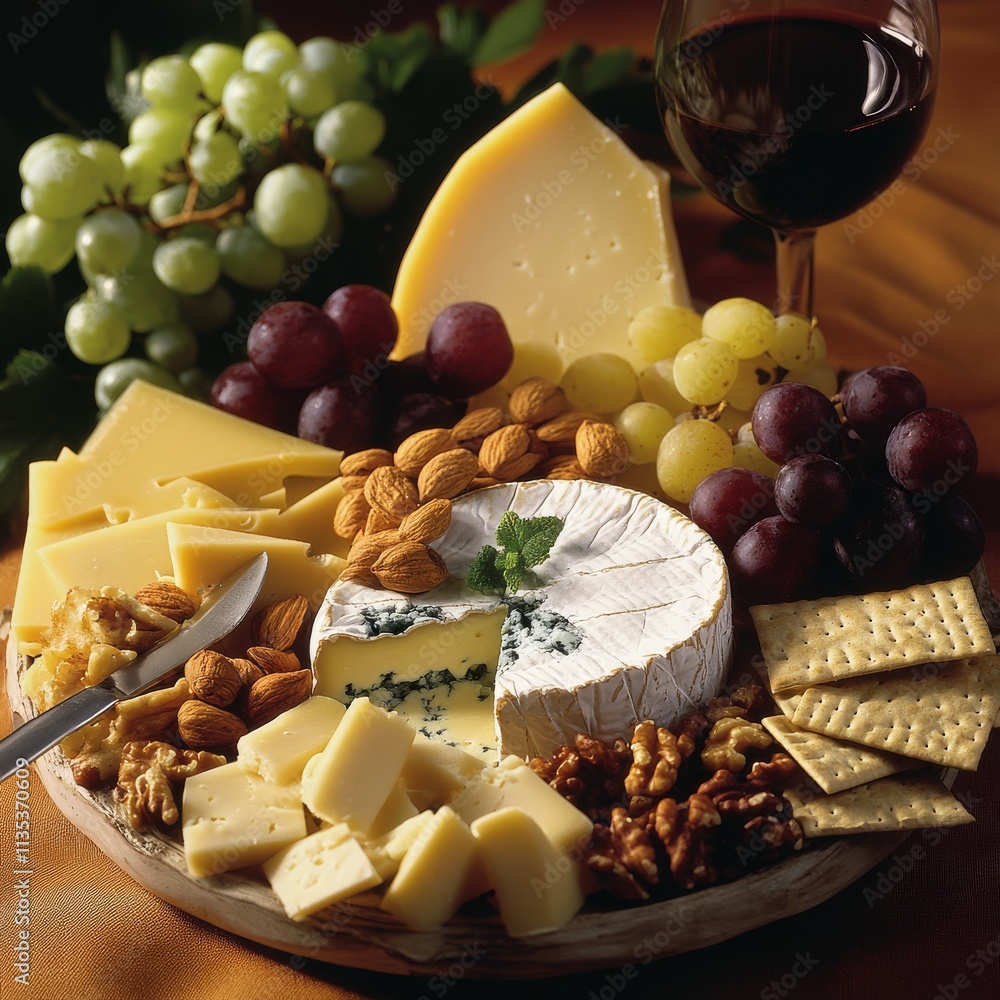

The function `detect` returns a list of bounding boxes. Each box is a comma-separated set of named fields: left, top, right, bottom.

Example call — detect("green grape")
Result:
left=282, top=195, right=343, bottom=260
left=314, top=101, right=386, bottom=163
left=672, top=338, right=738, bottom=405
left=655, top=418, right=733, bottom=503
left=178, top=366, right=214, bottom=401
left=193, top=108, right=224, bottom=144
left=243, top=30, right=299, bottom=77
left=615, top=402, right=674, bottom=465
left=148, top=183, right=189, bottom=225
left=19, top=134, right=79, bottom=183
left=732, top=438, right=780, bottom=478
left=95, top=358, right=182, bottom=410
left=189, top=43, right=243, bottom=103
left=23, top=146, right=102, bottom=219
left=141, top=55, right=203, bottom=110
left=94, top=273, right=179, bottom=332
left=788, top=365, right=838, bottom=398
left=332, top=155, right=396, bottom=217
left=144, top=322, right=198, bottom=372
left=810, top=327, right=827, bottom=365
left=714, top=404, right=751, bottom=435
left=188, top=130, right=242, bottom=188
left=769, top=313, right=818, bottom=369
left=253, top=163, right=328, bottom=247
left=627, top=305, right=701, bottom=364
left=79, top=140, right=125, bottom=197
left=75, top=209, right=143, bottom=275
left=20, top=187, right=36, bottom=213
left=726, top=353, right=779, bottom=412
left=177, top=223, right=219, bottom=245
left=65, top=298, right=131, bottom=365
left=298, top=36, right=361, bottom=101
left=638, top=358, right=690, bottom=415
left=216, top=224, right=284, bottom=289
left=120, top=143, right=166, bottom=205
left=128, top=109, right=192, bottom=166
left=152, top=237, right=221, bottom=295
left=560, top=353, right=639, bottom=413
left=280, top=67, right=336, bottom=119
left=177, top=284, right=234, bottom=333
left=221, top=70, right=288, bottom=144
left=5, top=214, right=78, bottom=273
left=702, top=297, right=777, bottom=359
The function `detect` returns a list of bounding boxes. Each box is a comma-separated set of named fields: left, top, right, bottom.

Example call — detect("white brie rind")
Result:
left=310, top=480, right=732, bottom=759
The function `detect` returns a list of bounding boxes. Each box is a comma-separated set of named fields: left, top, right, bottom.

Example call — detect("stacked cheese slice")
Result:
left=12, top=380, right=347, bottom=650
left=184, top=695, right=594, bottom=937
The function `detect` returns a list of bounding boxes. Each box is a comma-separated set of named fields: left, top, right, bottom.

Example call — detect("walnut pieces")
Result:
left=700, top=718, right=773, bottom=772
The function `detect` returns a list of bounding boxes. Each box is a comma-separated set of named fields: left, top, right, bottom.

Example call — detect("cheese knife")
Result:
left=0, top=552, right=268, bottom=782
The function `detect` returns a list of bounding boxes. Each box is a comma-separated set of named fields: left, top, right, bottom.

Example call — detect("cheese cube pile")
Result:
left=182, top=696, right=594, bottom=937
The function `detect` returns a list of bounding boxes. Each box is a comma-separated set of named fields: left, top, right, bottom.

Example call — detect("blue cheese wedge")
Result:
left=310, top=480, right=732, bottom=759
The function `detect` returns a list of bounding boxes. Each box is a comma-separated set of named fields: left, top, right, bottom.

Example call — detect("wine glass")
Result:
left=654, top=0, right=939, bottom=317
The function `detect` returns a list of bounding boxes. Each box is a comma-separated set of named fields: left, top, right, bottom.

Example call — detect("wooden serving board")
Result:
left=4, top=642, right=923, bottom=979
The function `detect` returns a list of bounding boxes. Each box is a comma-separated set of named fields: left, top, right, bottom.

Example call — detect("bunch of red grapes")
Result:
left=210, top=286, right=514, bottom=451
left=690, top=366, right=983, bottom=605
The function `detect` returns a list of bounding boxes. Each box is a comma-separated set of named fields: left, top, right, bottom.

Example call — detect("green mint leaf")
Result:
left=471, top=0, right=546, bottom=67
left=581, top=47, right=636, bottom=95
left=502, top=558, right=524, bottom=593
left=495, top=509, right=522, bottom=550
left=467, top=545, right=505, bottom=594
left=519, top=516, right=564, bottom=567
left=438, top=4, right=489, bottom=61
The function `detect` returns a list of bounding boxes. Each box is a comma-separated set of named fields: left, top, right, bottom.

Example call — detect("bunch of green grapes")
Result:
left=5, top=30, right=397, bottom=410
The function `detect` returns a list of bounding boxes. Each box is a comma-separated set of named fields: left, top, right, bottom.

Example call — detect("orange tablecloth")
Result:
left=2, top=1, right=999, bottom=998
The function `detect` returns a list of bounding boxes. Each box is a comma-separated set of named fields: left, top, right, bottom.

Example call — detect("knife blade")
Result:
left=0, top=551, right=269, bottom=782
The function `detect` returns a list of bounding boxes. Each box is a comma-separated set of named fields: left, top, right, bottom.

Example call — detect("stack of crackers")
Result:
left=749, top=576, right=1000, bottom=838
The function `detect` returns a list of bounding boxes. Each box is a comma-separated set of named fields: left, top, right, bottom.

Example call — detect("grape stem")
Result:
left=155, top=186, right=247, bottom=231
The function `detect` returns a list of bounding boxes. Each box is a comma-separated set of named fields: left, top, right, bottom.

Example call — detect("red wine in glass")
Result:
left=655, top=1, right=939, bottom=315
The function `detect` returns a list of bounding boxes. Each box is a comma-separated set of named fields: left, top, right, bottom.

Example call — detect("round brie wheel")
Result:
left=310, top=480, right=733, bottom=759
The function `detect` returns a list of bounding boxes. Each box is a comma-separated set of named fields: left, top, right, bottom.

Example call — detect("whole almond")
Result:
left=399, top=498, right=452, bottom=543
left=576, top=420, right=631, bottom=477
left=366, top=506, right=402, bottom=533
left=251, top=594, right=309, bottom=650
left=540, top=455, right=587, bottom=480
left=394, top=427, right=454, bottom=477
left=480, top=424, right=537, bottom=479
left=340, top=474, right=368, bottom=493
left=334, top=489, right=371, bottom=540
left=364, top=465, right=420, bottom=520
left=451, top=407, right=505, bottom=450
left=232, top=657, right=264, bottom=687
left=509, top=378, right=568, bottom=425
left=340, top=448, right=394, bottom=477
left=248, top=646, right=301, bottom=673
left=417, top=448, right=480, bottom=501
left=372, top=540, right=449, bottom=593
left=536, top=411, right=599, bottom=448
left=178, top=700, right=247, bottom=747
left=347, top=529, right=403, bottom=571
left=245, top=670, right=313, bottom=728
left=133, top=582, right=200, bottom=622
left=184, top=650, right=242, bottom=708
left=494, top=452, right=541, bottom=481
left=468, top=475, right=504, bottom=490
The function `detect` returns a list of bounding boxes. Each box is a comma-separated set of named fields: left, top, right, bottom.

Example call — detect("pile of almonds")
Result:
left=334, top=377, right=631, bottom=594
left=175, top=595, right=313, bottom=750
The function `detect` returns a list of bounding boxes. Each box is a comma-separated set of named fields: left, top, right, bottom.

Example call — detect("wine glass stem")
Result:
left=774, top=228, right=816, bottom=317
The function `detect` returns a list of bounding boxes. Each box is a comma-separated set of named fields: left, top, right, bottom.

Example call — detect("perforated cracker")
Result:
left=751, top=657, right=802, bottom=719
left=784, top=771, right=973, bottom=837
left=762, top=716, right=921, bottom=794
left=790, top=655, right=1000, bottom=770
left=751, top=577, right=995, bottom=692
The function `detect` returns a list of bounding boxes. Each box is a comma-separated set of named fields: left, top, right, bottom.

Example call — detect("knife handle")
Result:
left=0, top=685, right=119, bottom=781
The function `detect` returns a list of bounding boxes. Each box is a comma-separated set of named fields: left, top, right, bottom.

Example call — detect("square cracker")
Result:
left=790, top=655, right=1000, bottom=771
left=784, top=771, right=974, bottom=837
left=750, top=656, right=803, bottom=719
left=751, top=576, right=995, bottom=692
left=762, top=716, right=921, bottom=794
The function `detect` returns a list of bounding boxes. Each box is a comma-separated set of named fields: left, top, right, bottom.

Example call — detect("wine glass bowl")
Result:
left=654, top=0, right=939, bottom=315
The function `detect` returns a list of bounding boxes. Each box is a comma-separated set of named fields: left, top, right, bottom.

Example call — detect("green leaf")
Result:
left=471, top=0, right=546, bottom=67
left=467, top=544, right=505, bottom=594
left=582, top=47, right=636, bottom=95
left=495, top=509, right=522, bottom=550
left=519, top=516, right=564, bottom=567
left=502, top=560, right=524, bottom=593
left=0, top=351, right=66, bottom=430
left=438, top=4, right=489, bottom=61
left=553, top=42, right=593, bottom=96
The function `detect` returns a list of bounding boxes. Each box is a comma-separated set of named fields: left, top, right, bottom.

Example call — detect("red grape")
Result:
left=322, top=284, right=399, bottom=375
left=689, top=468, right=778, bottom=555
left=386, top=393, right=465, bottom=448
left=425, top=302, right=513, bottom=399
left=210, top=362, right=305, bottom=433
left=841, top=365, right=926, bottom=446
left=729, top=516, right=823, bottom=604
left=378, top=353, right=433, bottom=404
left=247, top=302, right=347, bottom=388
left=885, top=406, right=977, bottom=495
left=298, top=375, right=381, bottom=453
left=774, top=454, right=852, bottom=527
left=833, top=480, right=925, bottom=588
left=921, top=495, right=985, bottom=580
left=751, top=382, right=841, bottom=463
